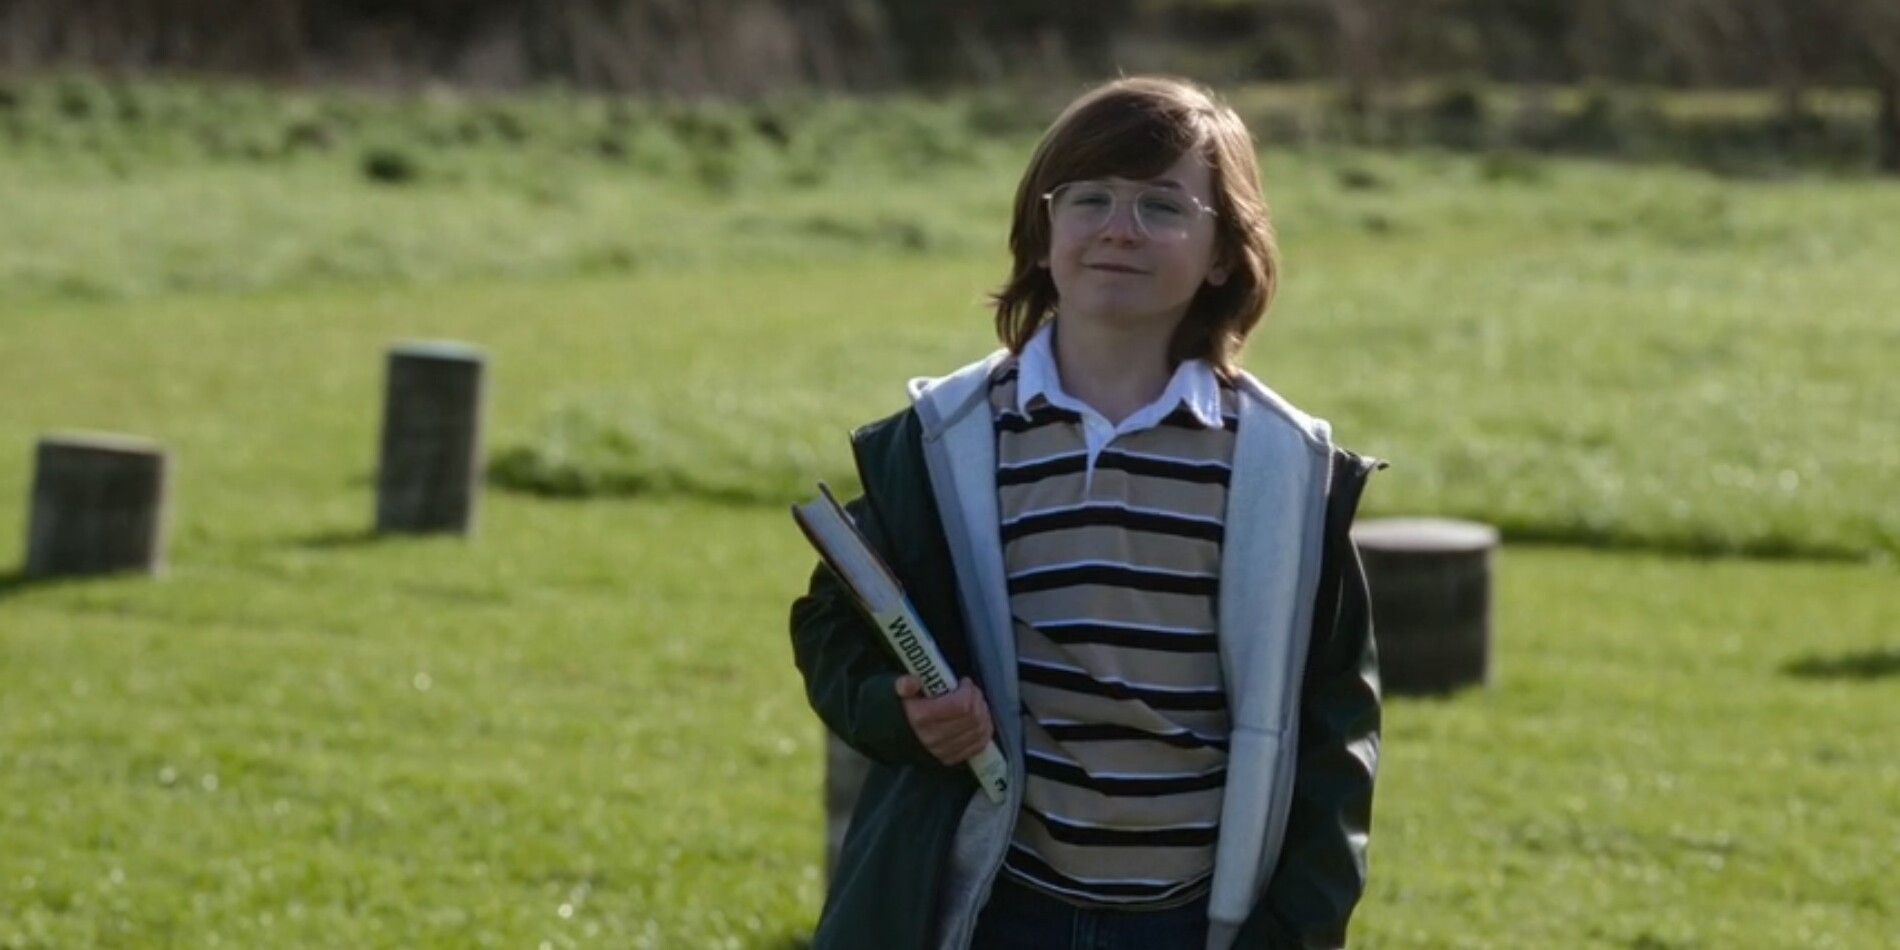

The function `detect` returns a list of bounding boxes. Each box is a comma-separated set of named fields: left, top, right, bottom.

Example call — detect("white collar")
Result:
left=1014, top=319, right=1224, bottom=431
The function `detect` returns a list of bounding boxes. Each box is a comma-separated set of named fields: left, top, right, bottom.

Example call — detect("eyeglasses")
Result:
left=1042, top=180, right=1218, bottom=242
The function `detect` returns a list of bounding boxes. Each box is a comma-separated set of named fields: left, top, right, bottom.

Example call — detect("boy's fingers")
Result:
left=925, top=712, right=995, bottom=764
left=965, top=717, right=992, bottom=749
left=951, top=736, right=987, bottom=765
left=936, top=681, right=978, bottom=717
left=939, top=721, right=983, bottom=749
left=921, top=714, right=974, bottom=746
left=920, top=697, right=985, bottom=731
left=901, top=679, right=994, bottom=756
left=915, top=686, right=964, bottom=715
left=944, top=730, right=986, bottom=765
left=966, top=687, right=989, bottom=720
left=923, top=716, right=973, bottom=745
left=967, top=693, right=992, bottom=733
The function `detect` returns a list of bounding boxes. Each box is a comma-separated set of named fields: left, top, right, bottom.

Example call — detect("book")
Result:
left=792, top=482, right=1010, bottom=804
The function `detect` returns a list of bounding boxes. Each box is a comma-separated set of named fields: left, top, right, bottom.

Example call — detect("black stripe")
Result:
left=1001, top=504, right=1223, bottom=544
left=996, top=405, right=1083, bottom=434
left=1157, top=405, right=1239, bottom=432
left=997, top=452, right=1087, bottom=486
left=1097, top=450, right=1231, bottom=485
left=1019, top=662, right=1227, bottom=711
left=1024, top=805, right=1221, bottom=847
left=1026, top=753, right=1228, bottom=796
left=1041, top=721, right=1229, bottom=752
left=1035, top=621, right=1218, bottom=654
left=1157, top=405, right=1204, bottom=430
left=1003, top=847, right=1210, bottom=901
left=1010, top=563, right=1217, bottom=597
left=997, top=449, right=1231, bottom=488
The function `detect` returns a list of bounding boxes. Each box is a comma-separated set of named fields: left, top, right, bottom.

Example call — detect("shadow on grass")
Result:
left=0, top=568, right=56, bottom=602
left=291, top=527, right=384, bottom=549
left=1481, top=518, right=1881, bottom=564
left=0, top=567, right=145, bottom=602
left=1780, top=648, right=1900, bottom=682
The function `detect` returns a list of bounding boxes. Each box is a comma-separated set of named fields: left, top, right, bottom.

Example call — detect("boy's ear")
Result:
left=1206, top=246, right=1233, bottom=286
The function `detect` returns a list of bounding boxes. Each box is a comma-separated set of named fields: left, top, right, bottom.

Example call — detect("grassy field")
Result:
left=5, top=76, right=1897, bottom=559
left=2, top=78, right=1896, bottom=946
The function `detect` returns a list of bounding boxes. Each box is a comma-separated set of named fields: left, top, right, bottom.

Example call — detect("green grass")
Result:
left=6, top=75, right=1897, bottom=558
left=0, top=137, right=1011, bottom=301
left=1, top=77, right=1896, bottom=946
left=3, top=510, right=1894, bottom=946
left=1361, top=547, right=1897, bottom=947
left=1, top=497, right=832, bottom=948
left=2, top=260, right=1895, bottom=947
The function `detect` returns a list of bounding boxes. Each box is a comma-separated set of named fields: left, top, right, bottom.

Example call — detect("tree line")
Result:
left=2, top=0, right=1895, bottom=166
left=3, top=1, right=1893, bottom=94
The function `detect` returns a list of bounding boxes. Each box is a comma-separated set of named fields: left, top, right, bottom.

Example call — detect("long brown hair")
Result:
left=990, top=76, right=1278, bottom=377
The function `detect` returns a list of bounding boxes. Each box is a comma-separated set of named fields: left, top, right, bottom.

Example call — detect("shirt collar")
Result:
left=1015, top=319, right=1224, bottom=430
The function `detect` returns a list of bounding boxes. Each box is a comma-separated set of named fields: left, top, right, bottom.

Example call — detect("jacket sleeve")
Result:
left=788, top=494, right=941, bottom=769
left=1235, top=537, right=1382, bottom=949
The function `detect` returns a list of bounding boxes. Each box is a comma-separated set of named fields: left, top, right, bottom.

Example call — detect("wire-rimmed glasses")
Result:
left=1042, top=180, right=1218, bottom=242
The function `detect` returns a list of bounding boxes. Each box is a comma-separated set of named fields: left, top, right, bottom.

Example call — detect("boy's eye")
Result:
left=1066, top=189, right=1112, bottom=207
left=1140, top=195, right=1190, bottom=220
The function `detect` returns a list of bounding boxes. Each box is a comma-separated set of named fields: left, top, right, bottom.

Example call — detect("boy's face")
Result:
left=1040, top=150, right=1227, bottom=339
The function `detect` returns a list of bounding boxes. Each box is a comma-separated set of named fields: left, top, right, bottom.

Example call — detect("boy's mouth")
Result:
left=1086, top=263, right=1147, bottom=274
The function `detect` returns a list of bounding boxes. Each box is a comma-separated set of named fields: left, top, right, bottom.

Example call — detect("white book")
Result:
left=792, top=482, right=1009, bottom=804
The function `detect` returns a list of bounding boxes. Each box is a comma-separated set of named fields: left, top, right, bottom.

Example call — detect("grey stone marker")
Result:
left=824, top=732, right=873, bottom=889
left=1351, top=517, right=1500, bottom=695
left=25, top=432, right=171, bottom=577
left=375, top=341, right=486, bottom=535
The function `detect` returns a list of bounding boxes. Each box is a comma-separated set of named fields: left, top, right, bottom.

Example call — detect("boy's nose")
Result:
left=1098, top=200, right=1143, bottom=242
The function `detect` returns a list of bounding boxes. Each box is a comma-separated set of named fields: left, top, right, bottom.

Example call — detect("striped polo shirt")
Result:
left=988, top=329, right=1237, bottom=910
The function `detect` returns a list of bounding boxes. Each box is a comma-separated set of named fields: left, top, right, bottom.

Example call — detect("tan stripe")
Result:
left=996, top=416, right=1234, bottom=466
left=1019, top=680, right=1231, bottom=734
left=1017, top=629, right=1225, bottom=692
left=997, top=423, right=1086, bottom=462
left=1097, top=424, right=1236, bottom=461
left=995, top=425, right=1234, bottom=464
left=1005, top=525, right=1219, bottom=578
left=1023, top=729, right=1227, bottom=779
left=1009, top=585, right=1218, bottom=632
left=1027, top=708, right=1232, bottom=745
left=1011, top=667, right=1232, bottom=738
left=1000, top=471, right=1228, bottom=521
left=1002, top=867, right=1211, bottom=910
left=1020, top=767, right=1227, bottom=828
left=1011, top=814, right=1216, bottom=882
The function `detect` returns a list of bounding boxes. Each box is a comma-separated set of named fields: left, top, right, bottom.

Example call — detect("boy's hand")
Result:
left=894, top=675, right=994, bottom=767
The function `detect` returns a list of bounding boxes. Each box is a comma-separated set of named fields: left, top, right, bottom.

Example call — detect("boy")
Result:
left=791, top=76, right=1384, bottom=950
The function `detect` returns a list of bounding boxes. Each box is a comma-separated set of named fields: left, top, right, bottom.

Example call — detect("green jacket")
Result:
left=791, top=352, right=1385, bottom=949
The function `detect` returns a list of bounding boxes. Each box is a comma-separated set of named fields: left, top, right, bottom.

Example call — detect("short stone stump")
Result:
left=26, top=432, right=171, bottom=578
left=375, top=341, right=486, bottom=536
left=1351, top=516, right=1499, bottom=695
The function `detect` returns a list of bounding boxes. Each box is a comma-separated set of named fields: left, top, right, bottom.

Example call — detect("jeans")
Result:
left=969, top=874, right=1210, bottom=950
